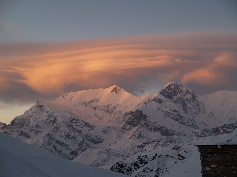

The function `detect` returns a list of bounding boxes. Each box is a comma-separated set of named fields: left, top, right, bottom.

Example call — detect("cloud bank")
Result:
left=1, top=31, right=237, bottom=104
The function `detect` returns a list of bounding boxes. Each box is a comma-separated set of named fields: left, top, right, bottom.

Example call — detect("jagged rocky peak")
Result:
left=110, top=85, right=124, bottom=94
left=32, top=100, right=48, bottom=111
left=160, top=81, right=203, bottom=116
left=160, top=81, right=197, bottom=101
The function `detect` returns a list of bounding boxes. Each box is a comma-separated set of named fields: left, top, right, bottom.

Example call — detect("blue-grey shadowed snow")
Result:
left=0, top=133, right=126, bottom=177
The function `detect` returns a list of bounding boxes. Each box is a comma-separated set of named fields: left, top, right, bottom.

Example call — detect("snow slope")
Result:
left=199, top=90, right=237, bottom=126
left=0, top=133, right=127, bottom=177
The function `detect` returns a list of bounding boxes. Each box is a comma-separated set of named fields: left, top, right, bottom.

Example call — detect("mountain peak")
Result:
left=163, top=81, right=178, bottom=89
left=109, top=85, right=124, bottom=94
left=159, top=82, right=202, bottom=116
left=160, top=81, right=196, bottom=100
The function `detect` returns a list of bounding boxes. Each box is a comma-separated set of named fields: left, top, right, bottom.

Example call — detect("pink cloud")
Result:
left=182, top=51, right=237, bottom=86
left=0, top=31, right=237, bottom=103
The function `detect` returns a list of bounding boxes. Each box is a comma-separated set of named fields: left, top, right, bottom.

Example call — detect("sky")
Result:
left=0, top=0, right=237, bottom=124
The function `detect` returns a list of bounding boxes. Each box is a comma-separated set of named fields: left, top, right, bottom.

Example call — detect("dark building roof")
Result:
left=197, top=144, right=237, bottom=177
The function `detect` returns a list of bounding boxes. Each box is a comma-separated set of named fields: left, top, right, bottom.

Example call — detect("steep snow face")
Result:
left=53, top=85, right=144, bottom=126
left=57, top=85, right=140, bottom=111
left=199, top=90, right=237, bottom=127
left=3, top=83, right=237, bottom=177
left=4, top=100, right=60, bottom=146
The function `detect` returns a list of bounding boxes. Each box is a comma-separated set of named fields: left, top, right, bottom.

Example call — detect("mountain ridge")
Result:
left=2, top=81, right=237, bottom=177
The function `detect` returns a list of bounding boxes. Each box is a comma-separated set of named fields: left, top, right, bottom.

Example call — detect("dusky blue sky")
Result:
left=1, top=0, right=237, bottom=43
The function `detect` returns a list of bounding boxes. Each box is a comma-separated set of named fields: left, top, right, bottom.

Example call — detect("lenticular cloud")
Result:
left=0, top=31, right=237, bottom=103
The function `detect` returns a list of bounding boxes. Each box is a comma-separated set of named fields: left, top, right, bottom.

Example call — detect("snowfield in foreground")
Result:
left=0, top=133, right=126, bottom=177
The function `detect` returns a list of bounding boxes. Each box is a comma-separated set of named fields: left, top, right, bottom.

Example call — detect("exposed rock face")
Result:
left=0, top=122, right=7, bottom=132
left=160, top=81, right=204, bottom=117
left=2, top=82, right=237, bottom=177
left=122, top=110, right=148, bottom=131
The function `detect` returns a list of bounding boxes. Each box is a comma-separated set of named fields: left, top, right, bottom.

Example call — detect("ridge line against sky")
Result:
left=0, top=0, right=237, bottom=123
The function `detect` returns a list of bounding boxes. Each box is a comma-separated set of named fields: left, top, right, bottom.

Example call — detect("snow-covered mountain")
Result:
left=2, top=81, right=237, bottom=177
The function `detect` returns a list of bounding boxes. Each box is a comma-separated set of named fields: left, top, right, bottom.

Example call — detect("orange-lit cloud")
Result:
left=0, top=31, right=237, bottom=103
left=182, top=68, right=219, bottom=85
left=182, top=51, right=237, bottom=85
